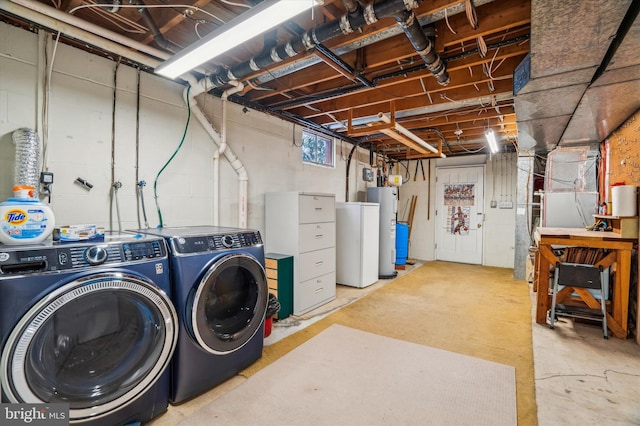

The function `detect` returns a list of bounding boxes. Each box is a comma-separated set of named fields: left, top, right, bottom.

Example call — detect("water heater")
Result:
left=367, top=187, right=398, bottom=278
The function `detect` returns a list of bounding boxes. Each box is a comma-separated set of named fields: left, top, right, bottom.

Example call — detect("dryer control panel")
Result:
left=171, top=231, right=263, bottom=254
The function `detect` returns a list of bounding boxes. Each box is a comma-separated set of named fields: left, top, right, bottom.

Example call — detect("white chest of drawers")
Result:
left=265, top=192, right=336, bottom=315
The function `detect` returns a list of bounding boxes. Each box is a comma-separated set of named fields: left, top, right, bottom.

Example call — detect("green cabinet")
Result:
left=265, top=253, right=293, bottom=320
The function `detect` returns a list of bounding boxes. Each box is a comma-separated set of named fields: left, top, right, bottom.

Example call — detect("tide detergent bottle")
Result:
left=0, top=185, right=55, bottom=245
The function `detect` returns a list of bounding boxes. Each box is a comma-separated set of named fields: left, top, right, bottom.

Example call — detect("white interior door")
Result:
left=435, top=166, right=484, bottom=264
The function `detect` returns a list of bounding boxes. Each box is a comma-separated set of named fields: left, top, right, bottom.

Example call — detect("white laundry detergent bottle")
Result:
left=0, top=185, right=55, bottom=245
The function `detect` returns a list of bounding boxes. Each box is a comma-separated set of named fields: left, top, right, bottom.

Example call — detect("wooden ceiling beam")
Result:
left=248, top=33, right=527, bottom=103
left=320, top=78, right=514, bottom=126
left=244, top=1, right=529, bottom=101
left=436, top=0, right=531, bottom=48
left=293, top=55, right=523, bottom=119
left=141, top=0, right=213, bottom=46
left=398, top=110, right=516, bottom=129
left=250, top=42, right=527, bottom=107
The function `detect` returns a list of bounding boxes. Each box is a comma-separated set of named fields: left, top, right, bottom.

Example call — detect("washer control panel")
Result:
left=0, top=238, right=167, bottom=275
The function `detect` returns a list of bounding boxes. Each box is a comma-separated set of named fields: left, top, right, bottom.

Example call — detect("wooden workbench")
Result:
left=534, top=227, right=636, bottom=339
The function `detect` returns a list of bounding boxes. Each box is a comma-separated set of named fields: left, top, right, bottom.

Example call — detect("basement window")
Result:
left=302, top=130, right=334, bottom=168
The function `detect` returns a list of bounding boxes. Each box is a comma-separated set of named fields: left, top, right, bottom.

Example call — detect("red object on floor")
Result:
left=264, top=317, right=273, bottom=337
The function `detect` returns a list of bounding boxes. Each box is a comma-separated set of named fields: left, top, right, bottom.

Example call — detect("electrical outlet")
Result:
left=490, top=200, right=497, bottom=208
left=499, top=201, right=514, bottom=209
left=40, top=172, right=54, bottom=184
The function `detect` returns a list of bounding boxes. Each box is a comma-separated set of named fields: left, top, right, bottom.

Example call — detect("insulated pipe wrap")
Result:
left=205, top=0, right=448, bottom=88
left=11, top=128, right=40, bottom=194
left=395, top=11, right=449, bottom=86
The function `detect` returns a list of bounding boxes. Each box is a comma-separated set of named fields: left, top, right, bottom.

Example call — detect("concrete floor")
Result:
left=531, top=296, right=640, bottom=425
left=149, top=262, right=640, bottom=426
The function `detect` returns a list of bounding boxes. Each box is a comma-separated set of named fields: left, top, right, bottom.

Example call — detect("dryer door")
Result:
left=189, top=253, right=268, bottom=354
left=0, top=273, right=178, bottom=423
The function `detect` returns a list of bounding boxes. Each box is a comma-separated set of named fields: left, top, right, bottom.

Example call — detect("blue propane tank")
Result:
left=395, top=222, right=409, bottom=265
left=0, top=185, right=55, bottom=245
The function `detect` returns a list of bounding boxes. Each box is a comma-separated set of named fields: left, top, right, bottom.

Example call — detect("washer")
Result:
left=130, top=226, right=268, bottom=404
left=0, top=233, right=178, bottom=425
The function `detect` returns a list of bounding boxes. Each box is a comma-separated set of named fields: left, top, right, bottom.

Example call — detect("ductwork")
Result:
left=514, top=0, right=639, bottom=152
left=204, top=0, right=449, bottom=89
left=12, top=128, right=40, bottom=195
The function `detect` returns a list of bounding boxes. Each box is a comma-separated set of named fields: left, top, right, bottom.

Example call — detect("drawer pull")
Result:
left=315, top=261, right=324, bottom=265
left=315, top=234, right=323, bottom=239
left=315, top=207, right=322, bottom=210
left=315, top=287, right=323, bottom=293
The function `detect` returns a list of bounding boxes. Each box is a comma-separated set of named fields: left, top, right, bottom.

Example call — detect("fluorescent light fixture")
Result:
left=155, top=0, right=321, bottom=79
left=485, top=128, right=499, bottom=154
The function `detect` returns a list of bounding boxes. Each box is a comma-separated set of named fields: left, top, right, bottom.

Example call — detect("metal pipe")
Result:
left=270, top=35, right=529, bottom=110
left=205, top=0, right=448, bottom=89
left=342, top=0, right=359, bottom=14
left=106, top=0, right=121, bottom=13
left=395, top=10, right=449, bottom=86
left=314, top=43, right=373, bottom=87
left=133, top=0, right=171, bottom=50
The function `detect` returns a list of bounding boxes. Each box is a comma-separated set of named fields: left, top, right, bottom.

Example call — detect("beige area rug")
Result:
left=179, top=324, right=517, bottom=426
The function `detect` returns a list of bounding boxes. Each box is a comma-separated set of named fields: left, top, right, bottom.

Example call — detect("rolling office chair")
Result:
left=548, top=262, right=609, bottom=339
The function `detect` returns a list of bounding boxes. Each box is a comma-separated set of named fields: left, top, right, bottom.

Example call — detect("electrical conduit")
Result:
left=0, top=0, right=162, bottom=68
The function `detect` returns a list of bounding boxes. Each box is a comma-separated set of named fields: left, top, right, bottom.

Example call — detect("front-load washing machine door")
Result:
left=0, top=272, right=178, bottom=424
left=189, top=253, right=268, bottom=354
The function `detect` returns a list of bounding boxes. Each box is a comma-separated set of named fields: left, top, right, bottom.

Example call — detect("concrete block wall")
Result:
left=0, top=22, right=372, bottom=239
left=1, top=22, right=517, bottom=267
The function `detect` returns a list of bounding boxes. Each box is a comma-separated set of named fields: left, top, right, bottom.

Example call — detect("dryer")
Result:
left=0, top=234, right=178, bottom=425
left=130, top=226, right=268, bottom=404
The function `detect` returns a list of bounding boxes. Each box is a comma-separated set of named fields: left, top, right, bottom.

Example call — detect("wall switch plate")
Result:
left=499, top=201, right=514, bottom=209
left=490, top=200, right=497, bottom=208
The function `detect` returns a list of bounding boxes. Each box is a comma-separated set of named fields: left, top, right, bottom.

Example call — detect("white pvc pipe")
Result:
left=219, top=81, right=247, bottom=227
left=6, top=0, right=170, bottom=61
left=184, top=76, right=249, bottom=228
left=378, top=112, right=446, bottom=158
left=0, top=0, right=161, bottom=69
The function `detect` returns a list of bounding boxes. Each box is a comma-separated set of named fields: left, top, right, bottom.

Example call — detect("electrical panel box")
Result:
left=362, top=168, right=374, bottom=182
